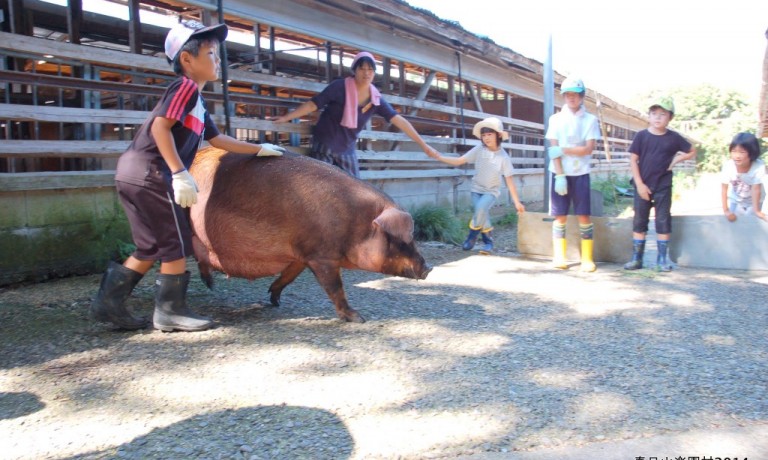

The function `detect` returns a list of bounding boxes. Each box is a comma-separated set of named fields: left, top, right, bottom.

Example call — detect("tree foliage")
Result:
left=641, top=85, right=759, bottom=172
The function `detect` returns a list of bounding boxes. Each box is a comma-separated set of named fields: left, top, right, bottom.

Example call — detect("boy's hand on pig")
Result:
left=257, top=143, right=285, bottom=157
left=172, top=169, right=198, bottom=208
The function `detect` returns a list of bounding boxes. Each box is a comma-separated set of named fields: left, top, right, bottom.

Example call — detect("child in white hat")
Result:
left=432, top=117, right=525, bottom=253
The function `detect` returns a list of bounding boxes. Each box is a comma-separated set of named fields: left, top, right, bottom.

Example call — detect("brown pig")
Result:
left=188, top=147, right=432, bottom=323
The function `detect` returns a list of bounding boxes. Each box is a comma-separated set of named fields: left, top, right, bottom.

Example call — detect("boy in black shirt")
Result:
left=623, top=97, right=695, bottom=272
left=92, top=21, right=283, bottom=332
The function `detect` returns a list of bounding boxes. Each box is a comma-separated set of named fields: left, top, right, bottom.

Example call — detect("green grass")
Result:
left=494, top=211, right=519, bottom=227
left=410, top=205, right=465, bottom=244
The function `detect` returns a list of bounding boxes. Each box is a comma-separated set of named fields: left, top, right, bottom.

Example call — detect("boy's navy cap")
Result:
left=649, top=96, right=675, bottom=114
left=164, top=21, right=228, bottom=64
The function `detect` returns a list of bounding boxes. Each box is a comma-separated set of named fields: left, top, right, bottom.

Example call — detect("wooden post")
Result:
left=407, top=70, right=435, bottom=116
left=325, top=42, right=332, bottom=83
left=8, top=0, right=27, bottom=36
left=382, top=57, right=391, bottom=93
left=468, top=82, right=482, bottom=112
left=253, top=22, right=263, bottom=118
left=215, top=0, right=232, bottom=136
left=447, top=75, right=456, bottom=151
left=268, top=26, right=276, bottom=76
left=66, top=0, right=83, bottom=45
left=8, top=0, right=31, bottom=179
left=127, top=0, right=142, bottom=54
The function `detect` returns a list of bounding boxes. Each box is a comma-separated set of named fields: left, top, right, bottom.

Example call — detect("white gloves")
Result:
left=554, top=174, right=568, bottom=196
left=549, top=146, right=567, bottom=195
left=172, top=169, right=198, bottom=208
left=548, top=146, right=564, bottom=160
left=257, top=143, right=285, bottom=157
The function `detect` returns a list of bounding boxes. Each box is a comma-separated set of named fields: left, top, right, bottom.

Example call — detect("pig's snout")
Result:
left=395, top=262, right=431, bottom=280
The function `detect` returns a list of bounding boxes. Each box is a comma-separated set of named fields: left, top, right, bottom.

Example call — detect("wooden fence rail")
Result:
left=0, top=31, right=544, bottom=133
left=0, top=30, right=657, bottom=196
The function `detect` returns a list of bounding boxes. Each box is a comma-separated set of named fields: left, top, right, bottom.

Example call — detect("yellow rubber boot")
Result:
left=580, top=239, right=596, bottom=272
left=552, top=238, right=568, bottom=269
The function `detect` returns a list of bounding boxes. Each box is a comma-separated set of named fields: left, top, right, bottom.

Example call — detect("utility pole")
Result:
left=543, top=34, right=554, bottom=210
left=217, top=0, right=231, bottom=136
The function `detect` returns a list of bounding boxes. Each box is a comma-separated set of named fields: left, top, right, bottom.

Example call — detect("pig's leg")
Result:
left=192, top=236, right=215, bottom=289
left=306, top=261, right=365, bottom=323
left=268, top=261, right=306, bottom=307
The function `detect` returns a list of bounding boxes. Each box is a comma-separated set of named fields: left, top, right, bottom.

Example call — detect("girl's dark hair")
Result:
left=480, top=127, right=502, bottom=146
left=172, top=37, right=219, bottom=76
left=351, top=56, right=376, bottom=72
left=729, top=132, right=762, bottom=162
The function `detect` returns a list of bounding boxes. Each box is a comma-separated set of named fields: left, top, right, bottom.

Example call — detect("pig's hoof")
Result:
left=200, top=272, right=214, bottom=290
left=268, top=290, right=281, bottom=307
left=340, top=311, right=366, bottom=323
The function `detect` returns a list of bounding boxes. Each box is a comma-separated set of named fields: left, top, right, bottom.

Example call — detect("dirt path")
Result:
left=1, top=225, right=767, bottom=459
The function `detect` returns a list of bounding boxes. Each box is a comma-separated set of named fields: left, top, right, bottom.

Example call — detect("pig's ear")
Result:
left=373, top=208, right=414, bottom=244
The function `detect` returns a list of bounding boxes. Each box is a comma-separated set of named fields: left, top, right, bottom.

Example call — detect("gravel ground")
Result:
left=1, top=225, right=767, bottom=460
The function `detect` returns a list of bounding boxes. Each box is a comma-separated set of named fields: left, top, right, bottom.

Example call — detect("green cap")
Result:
left=649, top=96, right=675, bottom=114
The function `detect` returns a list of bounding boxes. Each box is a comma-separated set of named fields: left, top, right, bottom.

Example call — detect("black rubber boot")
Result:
left=656, top=240, right=672, bottom=272
left=479, top=231, right=494, bottom=254
left=462, top=228, right=482, bottom=251
left=90, top=261, right=149, bottom=330
left=153, top=272, right=214, bottom=332
left=623, top=240, right=645, bottom=270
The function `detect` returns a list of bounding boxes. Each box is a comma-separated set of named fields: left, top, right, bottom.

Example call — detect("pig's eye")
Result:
left=389, top=238, right=412, bottom=254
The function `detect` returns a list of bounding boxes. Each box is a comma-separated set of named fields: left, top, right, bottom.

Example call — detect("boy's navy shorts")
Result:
left=549, top=173, right=591, bottom=216
left=116, top=181, right=193, bottom=262
left=632, top=186, right=672, bottom=235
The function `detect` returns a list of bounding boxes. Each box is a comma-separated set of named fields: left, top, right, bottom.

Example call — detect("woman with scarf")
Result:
left=274, top=51, right=438, bottom=177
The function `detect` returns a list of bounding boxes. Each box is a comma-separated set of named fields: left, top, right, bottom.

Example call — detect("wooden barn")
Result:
left=0, top=0, right=652, bottom=284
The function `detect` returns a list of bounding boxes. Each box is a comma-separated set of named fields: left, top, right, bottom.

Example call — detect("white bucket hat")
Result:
left=472, top=117, right=509, bottom=141
left=164, top=20, right=228, bottom=64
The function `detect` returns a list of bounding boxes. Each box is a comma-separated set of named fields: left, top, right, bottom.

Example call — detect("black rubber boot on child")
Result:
left=656, top=240, right=672, bottom=272
left=462, top=228, right=482, bottom=251
left=90, top=261, right=149, bottom=330
left=623, top=239, right=645, bottom=270
left=479, top=231, right=494, bottom=254
left=153, top=272, right=214, bottom=332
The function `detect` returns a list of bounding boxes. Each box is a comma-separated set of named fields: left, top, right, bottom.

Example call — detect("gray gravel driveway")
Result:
left=1, top=227, right=766, bottom=459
